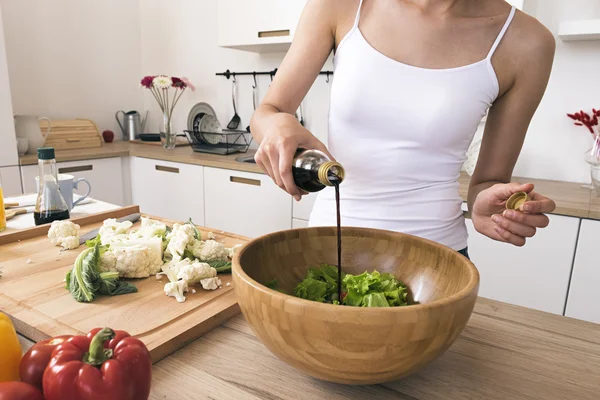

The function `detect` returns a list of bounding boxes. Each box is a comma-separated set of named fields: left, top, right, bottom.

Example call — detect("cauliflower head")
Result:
left=48, top=220, right=81, bottom=250
left=131, top=218, right=167, bottom=240
left=196, top=240, right=229, bottom=262
left=166, top=259, right=217, bottom=284
left=98, top=250, right=117, bottom=273
left=111, top=245, right=163, bottom=278
left=99, top=219, right=133, bottom=245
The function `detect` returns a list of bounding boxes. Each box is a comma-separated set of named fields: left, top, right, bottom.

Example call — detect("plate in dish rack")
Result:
left=187, top=102, right=218, bottom=132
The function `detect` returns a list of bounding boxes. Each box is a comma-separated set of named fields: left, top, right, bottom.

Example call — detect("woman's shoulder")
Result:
left=508, top=9, right=556, bottom=60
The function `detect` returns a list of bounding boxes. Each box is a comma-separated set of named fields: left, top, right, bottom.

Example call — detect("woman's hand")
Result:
left=254, top=112, right=332, bottom=201
left=471, top=182, right=556, bottom=246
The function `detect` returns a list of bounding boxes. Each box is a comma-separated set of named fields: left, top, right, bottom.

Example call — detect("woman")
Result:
left=250, top=0, right=557, bottom=253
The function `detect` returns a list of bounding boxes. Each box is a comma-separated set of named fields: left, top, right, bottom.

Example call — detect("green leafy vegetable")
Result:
left=206, top=260, right=232, bottom=273
left=186, top=218, right=201, bottom=240
left=291, top=264, right=408, bottom=308
left=85, top=234, right=102, bottom=248
left=66, top=243, right=137, bottom=303
left=265, top=279, right=286, bottom=294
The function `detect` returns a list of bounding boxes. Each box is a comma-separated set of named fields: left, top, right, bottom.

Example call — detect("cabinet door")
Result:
left=21, top=158, right=125, bottom=206
left=130, top=157, right=204, bottom=225
left=465, top=212, right=579, bottom=315
left=293, top=192, right=318, bottom=220
left=0, top=6, right=18, bottom=167
left=565, top=219, right=600, bottom=323
left=292, top=218, right=309, bottom=229
left=204, top=167, right=292, bottom=238
left=217, top=0, right=257, bottom=48
left=0, top=166, right=22, bottom=196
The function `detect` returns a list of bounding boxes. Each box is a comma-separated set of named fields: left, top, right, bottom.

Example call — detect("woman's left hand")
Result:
left=471, top=182, right=556, bottom=246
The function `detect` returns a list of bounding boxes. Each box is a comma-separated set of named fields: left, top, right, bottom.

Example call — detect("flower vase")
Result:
left=160, top=111, right=176, bottom=150
left=584, top=135, right=600, bottom=194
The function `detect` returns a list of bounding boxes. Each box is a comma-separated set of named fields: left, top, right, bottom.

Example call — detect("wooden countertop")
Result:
left=17, top=297, right=600, bottom=399
left=19, top=142, right=600, bottom=219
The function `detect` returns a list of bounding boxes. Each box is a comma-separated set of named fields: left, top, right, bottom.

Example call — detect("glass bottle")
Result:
left=34, top=147, right=70, bottom=226
left=292, top=148, right=345, bottom=192
left=0, top=182, right=6, bottom=232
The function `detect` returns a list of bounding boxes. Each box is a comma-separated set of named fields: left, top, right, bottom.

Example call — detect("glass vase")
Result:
left=160, top=111, right=176, bottom=149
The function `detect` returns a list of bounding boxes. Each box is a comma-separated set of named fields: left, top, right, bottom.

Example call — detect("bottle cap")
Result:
left=506, top=192, right=528, bottom=210
left=318, top=161, right=345, bottom=186
left=37, top=147, right=55, bottom=160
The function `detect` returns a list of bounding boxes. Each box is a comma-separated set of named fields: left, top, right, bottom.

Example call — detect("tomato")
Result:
left=0, top=381, right=44, bottom=400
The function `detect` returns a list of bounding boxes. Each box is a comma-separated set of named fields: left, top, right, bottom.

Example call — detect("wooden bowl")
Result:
left=232, top=227, right=480, bottom=385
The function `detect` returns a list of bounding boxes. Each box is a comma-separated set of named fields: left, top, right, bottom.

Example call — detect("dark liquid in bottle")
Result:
left=292, top=166, right=324, bottom=192
left=34, top=209, right=70, bottom=226
left=334, top=182, right=342, bottom=302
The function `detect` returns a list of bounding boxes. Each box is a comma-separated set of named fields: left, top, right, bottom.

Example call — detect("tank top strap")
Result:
left=487, top=6, right=516, bottom=59
left=353, top=0, right=365, bottom=28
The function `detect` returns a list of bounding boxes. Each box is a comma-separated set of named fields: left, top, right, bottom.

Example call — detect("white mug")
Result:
left=35, top=174, right=92, bottom=211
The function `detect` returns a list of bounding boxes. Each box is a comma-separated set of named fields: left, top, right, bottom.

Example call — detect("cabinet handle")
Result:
left=230, top=176, right=261, bottom=186
left=155, top=165, right=179, bottom=174
left=59, top=165, right=93, bottom=173
left=258, top=29, right=290, bottom=38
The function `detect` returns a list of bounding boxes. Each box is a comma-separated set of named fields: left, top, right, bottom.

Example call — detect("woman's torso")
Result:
left=308, top=0, right=516, bottom=250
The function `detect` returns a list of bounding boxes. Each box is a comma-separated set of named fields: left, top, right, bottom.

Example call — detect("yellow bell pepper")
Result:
left=0, top=312, right=21, bottom=382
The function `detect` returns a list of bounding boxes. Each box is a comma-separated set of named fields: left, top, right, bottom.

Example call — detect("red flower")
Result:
left=172, top=77, right=186, bottom=89
left=140, top=75, right=155, bottom=88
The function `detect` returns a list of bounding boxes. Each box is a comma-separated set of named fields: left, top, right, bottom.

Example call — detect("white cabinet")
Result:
left=465, top=213, right=579, bottom=315
left=130, top=157, right=204, bottom=225
left=204, top=167, right=291, bottom=238
left=218, top=0, right=306, bottom=52
left=293, top=192, right=318, bottom=221
left=292, top=218, right=308, bottom=229
left=0, top=5, right=18, bottom=167
left=565, top=219, right=600, bottom=323
left=0, top=166, right=22, bottom=196
left=21, top=157, right=125, bottom=206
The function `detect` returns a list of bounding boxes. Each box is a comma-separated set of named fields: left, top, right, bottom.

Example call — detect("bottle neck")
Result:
left=317, top=161, right=345, bottom=186
left=38, top=159, right=58, bottom=185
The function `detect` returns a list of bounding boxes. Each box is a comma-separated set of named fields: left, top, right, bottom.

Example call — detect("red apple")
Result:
left=102, top=130, right=114, bottom=143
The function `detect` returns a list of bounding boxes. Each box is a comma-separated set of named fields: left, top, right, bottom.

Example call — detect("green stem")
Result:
left=83, top=327, right=115, bottom=366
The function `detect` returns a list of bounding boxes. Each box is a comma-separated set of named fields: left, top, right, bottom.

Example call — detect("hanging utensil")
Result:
left=246, top=73, right=258, bottom=133
left=227, top=75, right=241, bottom=130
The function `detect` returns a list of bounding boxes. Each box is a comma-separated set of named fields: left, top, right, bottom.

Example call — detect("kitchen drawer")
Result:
left=0, top=166, right=22, bottom=196
left=130, top=157, right=204, bottom=225
left=21, top=157, right=125, bottom=205
left=293, top=192, right=318, bottom=221
left=204, top=167, right=292, bottom=238
left=565, top=219, right=600, bottom=324
left=465, top=213, right=579, bottom=315
left=292, top=218, right=309, bottom=229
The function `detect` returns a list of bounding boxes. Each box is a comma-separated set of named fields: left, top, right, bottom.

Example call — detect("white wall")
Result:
left=139, top=0, right=332, bottom=147
left=0, top=4, right=17, bottom=167
left=0, top=0, right=143, bottom=139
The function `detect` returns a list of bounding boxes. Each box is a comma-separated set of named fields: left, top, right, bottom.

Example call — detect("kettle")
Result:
left=115, top=110, right=147, bottom=141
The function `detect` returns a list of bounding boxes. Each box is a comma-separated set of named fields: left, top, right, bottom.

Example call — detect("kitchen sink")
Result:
left=235, top=155, right=256, bottom=164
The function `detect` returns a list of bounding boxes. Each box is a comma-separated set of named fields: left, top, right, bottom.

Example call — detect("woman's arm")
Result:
left=250, top=0, right=341, bottom=200
left=469, top=15, right=557, bottom=246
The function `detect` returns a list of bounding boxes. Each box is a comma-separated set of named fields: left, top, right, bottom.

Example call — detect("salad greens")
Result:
left=66, top=243, right=138, bottom=303
left=270, top=264, right=409, bottom=308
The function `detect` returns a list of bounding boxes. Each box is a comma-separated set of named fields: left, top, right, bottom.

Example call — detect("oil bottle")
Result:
left=34, top=147, right=70, bottom=225
left=292, top=148, right=345, bottom=192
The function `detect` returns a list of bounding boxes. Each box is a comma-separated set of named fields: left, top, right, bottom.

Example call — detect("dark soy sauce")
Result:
left=34, top=209, right=70, bottom=226
left=334, top=181, right=342, bottom=302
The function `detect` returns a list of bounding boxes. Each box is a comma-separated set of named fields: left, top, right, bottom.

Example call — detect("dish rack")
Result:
left=184, top=129, right=252, bottom=155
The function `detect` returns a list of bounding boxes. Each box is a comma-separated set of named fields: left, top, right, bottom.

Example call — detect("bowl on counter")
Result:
left=232, top=227, right=479, bottom=385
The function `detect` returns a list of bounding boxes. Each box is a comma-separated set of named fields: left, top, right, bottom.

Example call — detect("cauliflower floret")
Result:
left=175, top=261, right=217, bottom=284
left=111, top=245, right=163, bottom=278
left=200, top=277, right=222, bottom=291
left=197, top=240, right=229, bottom=262
left=229, top=244, right=243, bottom=259
left=48, top=220, right=80, bottom=250
left=207, top=232, right=216, bottom=240
left=99, top=219, right=133, bottom=245
left=165, top=224, right=197, bottom=262
left=131, top=218, right=167, bottom=240
left=98, top=250, right=117, bottom=273
left=164, top=280, right=188, bottom=303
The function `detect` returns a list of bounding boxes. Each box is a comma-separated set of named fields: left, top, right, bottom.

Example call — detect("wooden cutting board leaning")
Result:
left=0, top=205, right=247, bottom=362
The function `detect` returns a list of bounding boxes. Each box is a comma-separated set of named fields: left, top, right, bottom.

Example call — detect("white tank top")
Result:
left=309, top=1, right=516, bottom=251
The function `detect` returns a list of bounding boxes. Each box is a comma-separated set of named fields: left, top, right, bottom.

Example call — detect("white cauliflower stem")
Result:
left=165, top=223, right=197, bottom=262
left=48, top=220, right=80, bottom=250
left=164, top=280, right=188, bottom=303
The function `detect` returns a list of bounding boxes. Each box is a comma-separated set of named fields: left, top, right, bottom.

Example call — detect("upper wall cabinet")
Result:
left=218, top=0, right=306, bottom=52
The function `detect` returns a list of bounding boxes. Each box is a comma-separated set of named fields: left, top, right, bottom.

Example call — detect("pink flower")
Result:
left=181, top=77, right=196, bottom=92
left=172, top=77, right=185, bottom=89
left=140, top=75, right=155, bottom=89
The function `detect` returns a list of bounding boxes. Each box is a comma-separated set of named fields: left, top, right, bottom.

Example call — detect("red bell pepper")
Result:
left=0, top=381, right=44, bottom=400
left=42, top=327, right=152, bottom=400
left=20, top=335, right=72, bottom=391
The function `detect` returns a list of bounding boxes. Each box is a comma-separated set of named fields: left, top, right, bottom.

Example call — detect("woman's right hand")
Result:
left=254, top=112, right=332, bottom=201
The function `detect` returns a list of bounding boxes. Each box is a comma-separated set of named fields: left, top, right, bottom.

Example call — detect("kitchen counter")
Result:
left=18, top=142, right=599, bottom=219
left=17, top=297, right=600, bottom=399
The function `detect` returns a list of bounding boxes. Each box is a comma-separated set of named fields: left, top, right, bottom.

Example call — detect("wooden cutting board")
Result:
left=0, top=206, right=247, bottom=363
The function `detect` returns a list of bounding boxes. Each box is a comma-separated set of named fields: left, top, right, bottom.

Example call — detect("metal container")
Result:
left=115, top=110, right=147, bottom=141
